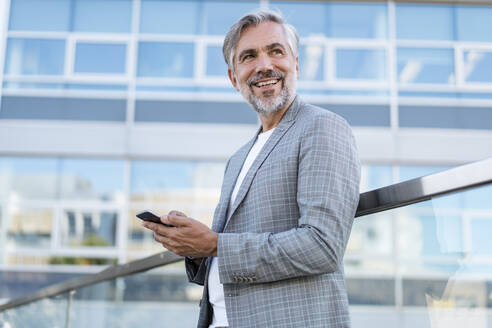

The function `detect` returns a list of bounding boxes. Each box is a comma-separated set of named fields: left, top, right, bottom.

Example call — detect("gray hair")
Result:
left=222, top=10, right=299, bottom=71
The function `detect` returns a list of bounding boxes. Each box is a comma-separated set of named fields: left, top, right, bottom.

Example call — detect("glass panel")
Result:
left=4, top=38, right=65, bottom=75
left=201, top=1, right=259, bottom=35
left=59, top=210, right=118, bottom=248
left=270, top=1, right=326, bottom=37
left=299, top=43, right=324, bottom=81
left=336, top=49, right=387, bottom=80
left=397, top=48, right=455, bottom=84
left=140, top=0, right=199, bottom=34
left=74, top=43, right=127, bottom=74
left=456, top=5, right=492, bottom=42
left=7, top=207, right=53, bottom=249
left=137, top=42, right=194, bottom=78
left=9, top=0, right=70, bottom=31
left=206, top=45, right=227, bottom=77
left=59, top=158, right=124, bottom=201
left=464, top=50, right=492, bottom=83
left=73, top=0, right=132, bottom=33
left=327, top=2, right=387, bottom=39
left=1, top=293, right=69, bottom=327
left=399, top=165, right=452, bottom=182
left=360, top=165, right=393, bottom=192
left=396, top=4, right=454, bottom=40
left=0, top=157, right=58, bottom=200
left=347, top=212, right=393, bottom=257
left=312, top=103, right=390, bottom=127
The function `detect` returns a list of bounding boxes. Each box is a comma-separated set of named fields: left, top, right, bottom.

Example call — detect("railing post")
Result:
left=65, top=290, right=75, bottom=328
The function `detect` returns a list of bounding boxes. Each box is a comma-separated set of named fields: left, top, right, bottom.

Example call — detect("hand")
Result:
left=141, top=210, right=218, bottom=258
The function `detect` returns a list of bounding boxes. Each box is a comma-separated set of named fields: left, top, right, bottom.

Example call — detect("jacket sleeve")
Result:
left=217, top=113, right=361, bottom=284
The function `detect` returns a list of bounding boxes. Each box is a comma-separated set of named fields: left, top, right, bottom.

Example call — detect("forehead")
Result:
left=236, top=21, right=288, bottom=53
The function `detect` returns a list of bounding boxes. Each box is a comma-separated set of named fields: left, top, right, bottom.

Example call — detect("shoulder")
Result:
left=296, top=101, right=353, bottom=137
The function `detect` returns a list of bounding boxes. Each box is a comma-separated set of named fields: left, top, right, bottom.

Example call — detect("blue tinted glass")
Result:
left=9, top=0, right=70, bottom=31
left=206, top=45, right=227, bottom=76
left=464, top=51, right=492, bottom=83
left=397, top=48, right=454, bottom=84
left=59, top=158, right=124, bottom=201
left=74, top=43, right=126, bottom=74
left=456, top=6, right=492, bottom=42
left=131, top=161, right=194, bottom=195
left=137, top=42, right=194, bottom=78
left=360, top=165, right=393, bottom=192
left=336, top=49, right=387, bottom=80
left=471, top=219, right=492, bottom=255
left=201, top=1, right=259, bottom=35
left=140, top=0, right=199, bottom=34
left=270, top=1, right=326, bottom=37
left=328, top=2, right=387, bottom=39
left=399, top=166, right=451, bottom=182
left=396, top=4, right=454, bottom=40
left=4, top=38, right=65, bottom=75
left=73, top=0, right=132, bottom=33
left=299, top=43, right=324, bottom=81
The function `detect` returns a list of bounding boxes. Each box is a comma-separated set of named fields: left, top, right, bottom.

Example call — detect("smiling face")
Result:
left=228, top=21, right=299, bottom=116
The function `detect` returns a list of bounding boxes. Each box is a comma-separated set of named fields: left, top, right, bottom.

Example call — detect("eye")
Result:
left=272, top=48, right=284, bottom=55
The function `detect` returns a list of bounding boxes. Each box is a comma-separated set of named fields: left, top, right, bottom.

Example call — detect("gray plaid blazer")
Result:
left=186, top=96, right=360, bottom=328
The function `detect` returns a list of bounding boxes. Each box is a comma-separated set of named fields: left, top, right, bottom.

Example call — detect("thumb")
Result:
left=167, top=211, right=190, bottom=226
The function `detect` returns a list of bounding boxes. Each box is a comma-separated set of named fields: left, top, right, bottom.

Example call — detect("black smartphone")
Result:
left=136, top=211, right=174, bottom=227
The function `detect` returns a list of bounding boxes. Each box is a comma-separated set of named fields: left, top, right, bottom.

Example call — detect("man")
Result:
left=142, top=10, right=360, bottom=328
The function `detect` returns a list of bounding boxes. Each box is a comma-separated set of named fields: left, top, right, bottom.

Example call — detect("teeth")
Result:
left=256, top=79, right=278, bottom=87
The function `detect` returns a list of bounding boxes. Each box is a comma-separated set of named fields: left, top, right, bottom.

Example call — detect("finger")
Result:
left=168, top=210, right=187, bottom=217
left=142, top=221, right=172, bottom=235
left=167, top=213, right=192, bottom=227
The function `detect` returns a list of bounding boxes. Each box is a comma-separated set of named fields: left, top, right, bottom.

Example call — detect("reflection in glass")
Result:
left=0, top=157, right=58, bottom=200
left=9, top=0, right=70, bottom=31
left=4, top=38, right=65, bottom=75
left=299, top=43, right=324, bottom=81
left=7, top=208, right=53, bottom=248
left=201, top=1, right=258, bottom=35
left=59, top=158, right=124, bottom=201
left=73, top=0, right=132, bottom=33
left=396, top=4, right=454, bottom=40
left=140, top=0, right=199, bottom=34
left=327, top=2, right=387, bottom=39
left=137, top=42, right=194, bottom=78
left=206, top=45, right=227, bottom=77
left=74, top=43, right=127, bottom=74
left=456, top=6, right=492, bottom=42
left=60, top=210, right=117, bottom=248
left=336, top=49, right=387, bottom=80
left=464, top=51, right=492, bottom=83
left=397, top=48, right=455, bottom=84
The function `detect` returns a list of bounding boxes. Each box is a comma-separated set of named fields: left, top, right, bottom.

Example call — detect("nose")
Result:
left=255, top=52, right=273, bottom=73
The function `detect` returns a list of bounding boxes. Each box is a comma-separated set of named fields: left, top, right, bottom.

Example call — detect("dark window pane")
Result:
left=140, top=0, right=199, bottom=34
left=206, top=45, right=227, bottom=77
left=299, top=43, right=324, bottom=81
left=74, top=43, right=127, bottom=74
left=327, top=2, right=387, bottom=39
left=135, top=100, right=257, bottom=124
left=137, top=42, right=194, bottom=78
left=464, top=50, right=492, bottom=83
left=9, top=0, right=70, bottom=31
left=201, top=1, right=259, bottom=35
left=397, top=48, right=454, bottom=84
left=59, top=158, right=124, bottom=201
left=336, top=49, right=387, bottom=80
left=396, top=4, right=454, bottom=40
left=399, top=105, right=492, bottom=130
left=4, top=38, right=65, bottom=75
left=73, top=0, right=132, bottom=33
left=313, top=104, right=390, bottom=127
left=0, top=96, right=126, bottom=121
left=270, top=1, right=326, bottom=37
left=456, top=5, right=492, bottom=42
left=347, top=278, right=395, bottom=305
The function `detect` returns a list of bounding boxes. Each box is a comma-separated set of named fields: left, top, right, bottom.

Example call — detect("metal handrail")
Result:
left=1, top=157, right=491, bottom=312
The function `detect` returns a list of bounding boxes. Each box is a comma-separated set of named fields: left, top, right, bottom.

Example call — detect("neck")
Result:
left=259, top=96, right=296, bottom=132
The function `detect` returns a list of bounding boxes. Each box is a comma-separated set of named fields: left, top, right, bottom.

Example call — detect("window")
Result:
left=137, top=42, right=194, bottom=78
left=140, top=0, right=199, bottom=34
left=72, top=0, right=132, bottom=33
left=397, top=48, right=455, bottom=84
left=60, top=210, right=118, bottom=247
left=74, top=43, right=127, bottom=74
left=456, top=5, right=492, bottom=42
left=299, top=43, right=324, bottom=81
left=9, top=0, right=70, bottom=31
left=206, top=45, right=227, bottom=77
left=7, top=208, right=54, bottom=249
left=269, top=1, right=326, bottom=37
left=396, top=4, right=454, bottom=40
left=327, top=2, right=387, bottom=39
left=464, top=50, right=492, bottom=83
left=336, top=49, right=387, bottom=81
left=201, top=1, right=259, bottom=35
left=4, top=38, right=65, bottom=75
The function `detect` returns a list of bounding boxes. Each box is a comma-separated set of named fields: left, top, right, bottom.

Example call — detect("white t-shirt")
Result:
left=208, top=127, right=275, bottom=328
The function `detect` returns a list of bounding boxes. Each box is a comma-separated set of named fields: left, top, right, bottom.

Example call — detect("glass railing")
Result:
left=1, top=158, right=491, bottom=328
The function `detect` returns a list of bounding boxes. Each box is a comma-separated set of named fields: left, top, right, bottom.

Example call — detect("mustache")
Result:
left=247, top=71, right=285, bottom=87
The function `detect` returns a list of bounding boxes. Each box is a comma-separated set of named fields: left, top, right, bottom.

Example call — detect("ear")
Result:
left=295, top=56, right=300, bottom=79
left=228, top=68, right=239, bottom=91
